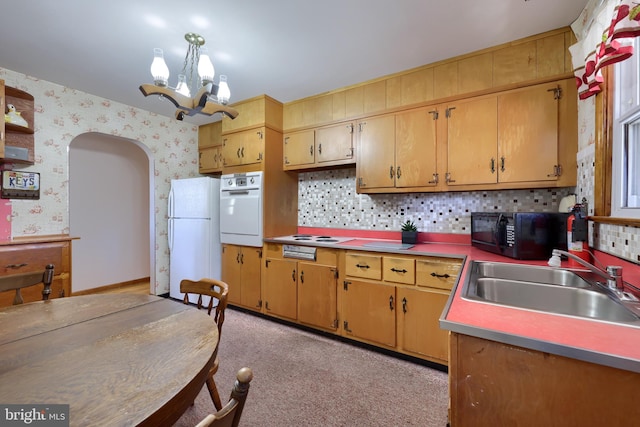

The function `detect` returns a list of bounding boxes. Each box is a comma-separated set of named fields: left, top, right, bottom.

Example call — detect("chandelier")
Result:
left=139, top=32, right=238, bottom=121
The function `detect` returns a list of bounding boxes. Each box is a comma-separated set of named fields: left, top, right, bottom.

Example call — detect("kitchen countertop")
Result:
left=265, top=228, right=640, bottom=373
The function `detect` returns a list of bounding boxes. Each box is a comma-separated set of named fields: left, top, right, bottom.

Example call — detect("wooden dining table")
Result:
left=0, top=294, right=218, bottom=426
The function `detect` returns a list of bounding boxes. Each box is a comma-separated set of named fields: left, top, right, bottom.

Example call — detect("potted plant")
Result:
left=401, top=220, right=418, bottom=244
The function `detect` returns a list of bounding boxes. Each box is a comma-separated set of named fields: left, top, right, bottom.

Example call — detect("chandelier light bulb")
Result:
left=197, top=47, right=215, bottom=86
left=150, top=48, right=170, bottom=87
left=175, top=74, right=191, bottom=97
left=217, top=75, right=231, bottom=105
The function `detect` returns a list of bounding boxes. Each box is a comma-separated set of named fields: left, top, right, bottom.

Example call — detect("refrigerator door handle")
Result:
left=168, top=188, right=174, bottom=219
left=168, top=219, right=174, bottom=253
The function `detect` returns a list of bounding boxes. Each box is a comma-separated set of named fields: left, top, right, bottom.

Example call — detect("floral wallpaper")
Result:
left=1, top=67, right=200, bottom=295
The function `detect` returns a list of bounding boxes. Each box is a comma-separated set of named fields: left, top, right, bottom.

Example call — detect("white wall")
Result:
left=69, top=133, right=151, bottom=292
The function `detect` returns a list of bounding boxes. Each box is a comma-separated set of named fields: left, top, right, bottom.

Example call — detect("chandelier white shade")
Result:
left=139, top=32, right=238, bottom=120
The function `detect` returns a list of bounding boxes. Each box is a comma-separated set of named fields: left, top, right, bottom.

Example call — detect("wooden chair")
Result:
left=0, top=264, right=55, bottom=305
left=194, top=367, right=253, bottom=427
left=180, top=278, right=229, bottom=411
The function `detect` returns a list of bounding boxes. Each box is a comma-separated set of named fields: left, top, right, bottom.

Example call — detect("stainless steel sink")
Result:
left=474, top=262, right=591, bottom=288
left=462, top=261, right=640, bottom=324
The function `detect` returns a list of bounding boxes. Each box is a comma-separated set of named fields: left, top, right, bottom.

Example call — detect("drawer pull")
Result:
left=6, top=263, right=28, bottom=269
left=355, top=263, right=370, bottom=269
left=390, top=268, right=407, bottom=273
left=431, top=272, right=450, bottom=279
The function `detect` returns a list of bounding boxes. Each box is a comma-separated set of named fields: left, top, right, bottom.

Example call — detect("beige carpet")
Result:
left=173, top=307, right=449, bottom=427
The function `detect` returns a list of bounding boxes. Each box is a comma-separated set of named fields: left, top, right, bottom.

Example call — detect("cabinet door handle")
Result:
left=236, top=148, right=241, bottom=158
left=402, top=297, right=407, bottom=313
left=310, top=145, right=314, bottom=156
left=6, top=263, right=28, bottom=269
left=500, top=156, right=505, bottom=172
left=445, top=107, right=456, bottom=118
left=318, top=143, right=322, bottom=155
left=390, top=268, right=407, bottom=273
left=428, top=173, right=439, bottom=184
left=490, top=158, right=496, bottom=173
left=358, top=122, right=366, bottom=132
left=298, top=270, right=303, bottom=283
left=389, top=165, right=394, bottom=179
left=431, top=272, right=450, bottom=279
left=428, top=110, right=438, bottom=120
left=344, top=321, right=352, bottom=332
left=389, top=295, right=394, bottom=311
left=355, top=263, right=370, bottom=269
left=445, top=172, right=456, bottom=184
left=240, top=253, right=244, bottom=264
left=240, top=147, right=245, bottom=158
left=347, top=124, right=354, bottom=133
left=396, top=166, right=401, bottom=179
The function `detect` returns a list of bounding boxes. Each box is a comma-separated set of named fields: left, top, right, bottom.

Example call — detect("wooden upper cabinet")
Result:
left=222, top=128, right=264, bottom=167
left=434, top=62, right=458, bottom=100
left=458, top=53, right=493, bottom=94
left=395, top=107, right=439, bottom=189
left=356, top=114, right=396, bottom=190
left=284, top=129, right=315, bottom=168
left=386, top=68, right=434, bottom=109
left=497, top=81, right=561, bottom=183
left=283, top=122, right=355, bottom=171
left=198, top=121, right=223, bottom=174
left=315, top=122, right=354, bottom=164
left=222, top=95, right=283, bottom=133
left=446, top=96, right=498, bottom=186
left=493, top=40, right=538, bottom=86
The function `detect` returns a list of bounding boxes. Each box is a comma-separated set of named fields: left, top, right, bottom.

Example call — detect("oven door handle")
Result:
left=225, top=190, right=251, bottom=196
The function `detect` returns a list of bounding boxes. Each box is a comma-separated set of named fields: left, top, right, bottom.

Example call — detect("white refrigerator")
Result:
left=168, top=176, right=221, bottom=302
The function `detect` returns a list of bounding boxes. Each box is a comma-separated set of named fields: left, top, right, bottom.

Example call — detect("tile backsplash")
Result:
left=298, top=168, right=575, bottom=233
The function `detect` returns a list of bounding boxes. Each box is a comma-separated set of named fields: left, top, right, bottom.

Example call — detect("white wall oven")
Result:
left=220, top=172, right=263, bottom=247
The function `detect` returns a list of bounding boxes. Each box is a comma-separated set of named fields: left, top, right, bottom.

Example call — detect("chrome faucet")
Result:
left=548, top=249, right=624, bottom=291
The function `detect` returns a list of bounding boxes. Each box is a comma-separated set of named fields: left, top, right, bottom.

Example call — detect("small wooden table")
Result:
left=0, top=294, right=218, bottom=426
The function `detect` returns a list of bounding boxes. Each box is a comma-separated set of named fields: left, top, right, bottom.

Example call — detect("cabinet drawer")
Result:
left=383, top=256, right=415, bottom=285
left=0, top=243, right=64, bottom=276
left=416, top=257, right=463, bottom=290
left=345, top=253, right=382, bottom=280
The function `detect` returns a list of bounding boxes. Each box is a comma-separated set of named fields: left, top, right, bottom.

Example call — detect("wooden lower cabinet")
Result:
left=221, top=244, right=262, bottom=311
left=263, top=244, right=338, bottom=330
left=297, top=262, right=338, bottom=330
left=0, top=237, right=73, bottom=307
left=449, top=333, right=640, bottom=426
left=263, top=258, right=297, bottom=320
left=341, top=250, right=461, bottom=364
left=397, top=287, right=449, bottom=362
left=342, top=280, right=396, bottom=348
left=259, top=245, right=460, bottom=366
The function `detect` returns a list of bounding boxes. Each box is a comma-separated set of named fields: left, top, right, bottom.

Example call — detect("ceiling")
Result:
left=0, top=0, right=589, bottom=125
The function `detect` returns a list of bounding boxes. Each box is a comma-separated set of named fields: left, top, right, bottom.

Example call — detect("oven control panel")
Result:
left=221, top=172, right=262, bottom=191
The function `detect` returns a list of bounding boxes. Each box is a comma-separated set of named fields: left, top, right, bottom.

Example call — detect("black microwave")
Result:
left=471, top=212, right=569, bottom=260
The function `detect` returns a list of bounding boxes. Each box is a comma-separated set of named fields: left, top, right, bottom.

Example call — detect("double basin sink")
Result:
left=462, top=261, right=640, bottom=325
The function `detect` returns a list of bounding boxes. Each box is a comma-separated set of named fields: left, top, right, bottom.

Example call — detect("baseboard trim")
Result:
left=71, top=277, right=150, bottom=296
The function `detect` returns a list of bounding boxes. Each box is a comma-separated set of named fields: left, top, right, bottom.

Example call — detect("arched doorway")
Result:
left=69, top=132, right=155, bottom=294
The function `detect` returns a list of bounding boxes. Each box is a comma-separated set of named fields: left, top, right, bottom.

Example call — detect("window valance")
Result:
left=570, top=0, right=640, bottom=99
